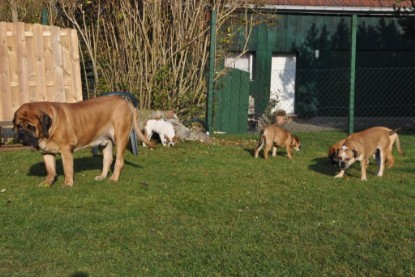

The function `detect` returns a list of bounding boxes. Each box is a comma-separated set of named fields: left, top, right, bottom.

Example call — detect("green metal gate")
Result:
left=214, top=68, right=250, bottom=134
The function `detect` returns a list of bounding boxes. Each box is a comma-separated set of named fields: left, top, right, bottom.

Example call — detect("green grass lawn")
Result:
left=0, top=131, right=414, bottom=276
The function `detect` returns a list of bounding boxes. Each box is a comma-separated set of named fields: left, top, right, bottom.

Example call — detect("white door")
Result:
left=270, top=54, right=296, bottom=114
left=224, top=52, right=254, bottom=80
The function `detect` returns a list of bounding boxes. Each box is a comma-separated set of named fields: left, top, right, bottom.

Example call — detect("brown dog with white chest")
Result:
left=328, top=126, right=403, bottom=166
left=333, top=126, right=401, bottom=181
left=254, top=125, right=301, bottom=160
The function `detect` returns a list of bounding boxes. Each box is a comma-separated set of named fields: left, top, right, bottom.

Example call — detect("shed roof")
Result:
left=265, top=1, right=412, bottom=8
left=259, top=0, right=414, bottom=14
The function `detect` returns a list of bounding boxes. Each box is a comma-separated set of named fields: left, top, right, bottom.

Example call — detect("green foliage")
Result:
left=1, top=132, right=414, bottom=275
left=152, top=66, right=175, bottom=110
left=0, top=0, right=50, bottom=23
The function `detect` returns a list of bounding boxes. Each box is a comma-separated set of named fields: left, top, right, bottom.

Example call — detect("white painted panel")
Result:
left=270, top=54, right=296, bottom=114
left=225, top=52, right=254, bottom=80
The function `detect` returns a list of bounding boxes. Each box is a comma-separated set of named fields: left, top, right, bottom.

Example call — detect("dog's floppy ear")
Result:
left=40, top=114, right=52, bottom=138
left=293, top=135, right=299, bottom=145
left=352, top=149, right=359, bottom=158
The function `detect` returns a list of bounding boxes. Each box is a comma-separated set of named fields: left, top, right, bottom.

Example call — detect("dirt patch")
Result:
left=0, top=145, right=33, bottom=152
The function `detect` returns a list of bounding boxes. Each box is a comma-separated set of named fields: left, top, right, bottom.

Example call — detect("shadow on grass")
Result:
left=244, top=148, right=256, bottom=158
left=70, top=272, right=89, bottom=277
left=244, top=148, right=290, bottom=159
left=28, top=155, right=142, bottom=177
left=309, top=156, right=340, bottom=177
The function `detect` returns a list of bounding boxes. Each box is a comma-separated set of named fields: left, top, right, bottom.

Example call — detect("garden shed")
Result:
left=214, top=0, right=415, bottom=133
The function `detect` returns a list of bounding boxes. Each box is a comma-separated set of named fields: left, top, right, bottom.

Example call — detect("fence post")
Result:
left=348, top=14, right=357, bottom=134
left=206, top=9, right=217, bottom=136
left=41, top=8, right=48, bottom=25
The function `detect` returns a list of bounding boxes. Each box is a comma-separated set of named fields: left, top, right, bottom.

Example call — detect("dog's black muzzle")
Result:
left=329, top=155, right=338, bottom=165
left=339, top=161, right=348, bottom=169
left=14, top=128, right=39, bottom=148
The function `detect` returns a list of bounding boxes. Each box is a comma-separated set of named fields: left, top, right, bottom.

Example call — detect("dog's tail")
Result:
left=388, top=128, right=404, bottom=155
left=254, top=130, right=265, bottom=156
left=129, top=104, right=155, bottom=149
left=394, top=134, right=404, bottom=155
left=388, top=128, right=400, bottom=135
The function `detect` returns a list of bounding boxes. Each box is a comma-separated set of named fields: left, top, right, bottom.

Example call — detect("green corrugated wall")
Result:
left=239, top=14, right=415, bottom=116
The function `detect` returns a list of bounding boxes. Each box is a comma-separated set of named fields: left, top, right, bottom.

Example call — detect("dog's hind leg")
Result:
left=110, top=136, right=129, bottom=182
left=376, top=148, right=387, bottom=177
left=95, top=141, right=113, bottom=181
left=263, top=141, right=273, bottom=160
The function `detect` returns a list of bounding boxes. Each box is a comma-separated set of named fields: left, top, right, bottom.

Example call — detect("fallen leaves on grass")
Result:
left=211, top=137, right=257, bottom=147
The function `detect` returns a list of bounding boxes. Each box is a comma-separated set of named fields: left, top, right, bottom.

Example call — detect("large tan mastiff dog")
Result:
left=13, top=96, right=154, bottom=187
left=333, top=126, right=400, bottom=181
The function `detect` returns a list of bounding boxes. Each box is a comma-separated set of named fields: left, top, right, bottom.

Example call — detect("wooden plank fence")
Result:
left=0, top=22, right=82, bottom=122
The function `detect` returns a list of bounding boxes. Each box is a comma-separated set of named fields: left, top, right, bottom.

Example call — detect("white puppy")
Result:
left=143, top=119, right=176, bottom=147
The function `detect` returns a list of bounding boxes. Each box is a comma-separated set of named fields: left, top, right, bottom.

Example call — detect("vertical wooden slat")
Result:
left=25, top=23, right=37, bottom=102
left=7, top=23, right=20, bottom=114
left=16, top=22, right=29, bottom=105
left=69, top=29, right=82, bottom=102
left=43, top=26, right=55, bottom=101
left=33, top=23, right=47, bottom=101
left=51, top=26, right=65, bottom=102
left=0, top=22, right=12, bottom=121
left=61, top=29, right=72, bottom=101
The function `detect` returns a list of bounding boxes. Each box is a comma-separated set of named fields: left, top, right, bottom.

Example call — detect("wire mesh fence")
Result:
left=263, top=66, right=415, bottom=133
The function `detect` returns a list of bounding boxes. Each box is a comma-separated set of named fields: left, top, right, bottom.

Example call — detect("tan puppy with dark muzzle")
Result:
left=334, top=126, right=399, bottom=181
left=13, top=96, right=154, bottom=187
left=254, top=125, right=301, bottom=160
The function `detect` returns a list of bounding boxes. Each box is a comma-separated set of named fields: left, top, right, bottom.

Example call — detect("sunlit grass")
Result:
left=0, top=131, right=414, bottom=276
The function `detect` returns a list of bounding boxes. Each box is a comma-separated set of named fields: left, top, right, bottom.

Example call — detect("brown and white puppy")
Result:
left=333, top=126, right=399, bottom=181
left=254, top=125, right=301, bottom=160
left=13, top=96, right=154, bottom=187
left=328, top=126, right=403, bottom=166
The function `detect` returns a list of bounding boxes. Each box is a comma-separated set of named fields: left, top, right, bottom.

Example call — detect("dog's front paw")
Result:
left=334, top=170, right=345, bottom=178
